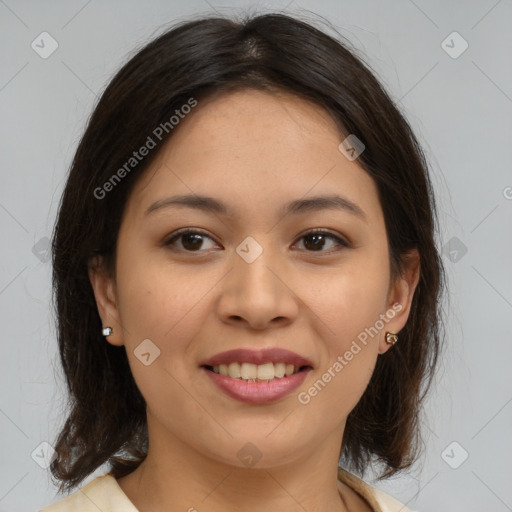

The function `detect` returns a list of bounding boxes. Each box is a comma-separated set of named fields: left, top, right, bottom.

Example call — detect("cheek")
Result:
left=115, top=253, right=218, bottom=377
left=114, top=256, right=208, bottom=407
left=306, top=275, right=386, bottom=415
left=308, top=254, right=390, bottom=342
left=116, top=251, right=194, bottom=339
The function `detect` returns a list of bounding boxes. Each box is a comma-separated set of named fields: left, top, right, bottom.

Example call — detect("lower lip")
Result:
left=201, top=367, right=311, bottom=404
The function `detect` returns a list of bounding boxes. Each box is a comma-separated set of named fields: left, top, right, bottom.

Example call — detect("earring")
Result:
left=102, top=326, right=113, bottom=336
left=385, top=332, right=398, bottom=345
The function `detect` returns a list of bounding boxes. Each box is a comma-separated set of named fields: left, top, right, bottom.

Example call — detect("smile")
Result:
left=201, top=366, right=311, bottom=404
left=200, top=347, right=313, bottom=404
left=206, top=362, right=305, bottom=382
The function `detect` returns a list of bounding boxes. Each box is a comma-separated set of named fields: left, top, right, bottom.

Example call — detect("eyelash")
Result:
left=163, top=228, right=350, bottom=254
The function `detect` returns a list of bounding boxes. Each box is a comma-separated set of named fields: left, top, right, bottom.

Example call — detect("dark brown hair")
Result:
left=49, top=10, right=446, bottom=494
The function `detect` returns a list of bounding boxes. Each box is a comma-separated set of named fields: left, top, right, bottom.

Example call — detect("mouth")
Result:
left=200, top=348, right=313, bottom=403
left=200, top=347, right=313, bottom=381
left=202, top=362, right=311, bottom=382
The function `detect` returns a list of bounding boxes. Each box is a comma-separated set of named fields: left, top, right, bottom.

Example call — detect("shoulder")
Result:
left=40, top=474, right=138, bottom=512
left=337, top=467, right=412, bottom=512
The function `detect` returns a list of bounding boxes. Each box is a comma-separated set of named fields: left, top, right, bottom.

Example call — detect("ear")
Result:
left=378, top=248, right=420, bottom=355
left=88, top=255, right=124, bottom=347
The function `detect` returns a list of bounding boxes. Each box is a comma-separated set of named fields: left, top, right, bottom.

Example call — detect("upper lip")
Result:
left=200, top=348, right=313, bottom=368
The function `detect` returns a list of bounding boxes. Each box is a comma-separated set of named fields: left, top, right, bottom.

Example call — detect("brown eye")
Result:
left=294, top=230, right=349, bottom=253
left=164, top=228, right=349, bottom=254
left=164, top=229, right=218, bottom=252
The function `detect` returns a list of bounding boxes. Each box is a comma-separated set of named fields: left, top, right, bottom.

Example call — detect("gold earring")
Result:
left=385, top=332, right=398, bottom=345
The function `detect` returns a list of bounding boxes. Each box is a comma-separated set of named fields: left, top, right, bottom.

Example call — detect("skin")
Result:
left=89, top=88, right=420, bottom=512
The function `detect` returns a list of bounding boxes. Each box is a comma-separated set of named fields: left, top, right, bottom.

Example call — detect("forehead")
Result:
left=124, top=89, right=382, bottom=225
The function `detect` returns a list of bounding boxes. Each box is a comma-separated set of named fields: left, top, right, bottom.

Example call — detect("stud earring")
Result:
left=385, top=332, right=398, bottom=345
left=102, top=326, right=113, bottom=336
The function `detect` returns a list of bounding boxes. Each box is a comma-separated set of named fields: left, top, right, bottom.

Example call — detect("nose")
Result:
left=216, top=246, right=299, bottom=331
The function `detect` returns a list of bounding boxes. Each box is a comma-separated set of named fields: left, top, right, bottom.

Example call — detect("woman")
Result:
left=42, top=11, right=445, bottom=512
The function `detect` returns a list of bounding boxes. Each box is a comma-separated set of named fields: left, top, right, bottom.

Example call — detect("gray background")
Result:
left=1, top=1, right=511, bottom=511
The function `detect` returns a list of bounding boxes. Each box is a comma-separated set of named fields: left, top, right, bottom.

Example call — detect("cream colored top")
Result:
left=40, top=468, right=411, bottom=511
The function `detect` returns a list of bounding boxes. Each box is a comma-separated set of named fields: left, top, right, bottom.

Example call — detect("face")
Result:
left=89, top=88, right=419, bottom=470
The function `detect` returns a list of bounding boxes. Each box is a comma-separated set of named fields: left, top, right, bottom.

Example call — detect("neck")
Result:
left=117, top=423, right=351, bottom=512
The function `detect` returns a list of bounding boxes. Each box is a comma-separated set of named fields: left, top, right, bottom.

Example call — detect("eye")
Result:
left=164, top=228, right=349, bottom=254
left=293, top=229, right=349, bottom=253
left=163, top=229, right=218, bottom=252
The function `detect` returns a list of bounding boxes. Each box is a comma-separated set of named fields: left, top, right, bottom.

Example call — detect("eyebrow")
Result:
left=145, top=194, right=367, bottom=222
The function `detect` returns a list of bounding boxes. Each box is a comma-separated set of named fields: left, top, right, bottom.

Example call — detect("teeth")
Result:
left=257, top=362, right=274, bottom=380
left=210, top=362, right=303, bottom=381
left=240, top=362, right=257, bottom=380
left=275, top=362, right=286, bottom=378
left=228, top=362, right=240, bottom=378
